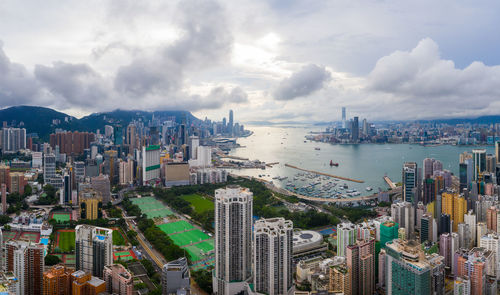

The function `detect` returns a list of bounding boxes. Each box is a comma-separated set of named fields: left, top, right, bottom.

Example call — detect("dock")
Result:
left=284, top=163, right=364, bottom=183
left=266, top=162, right=279, bottom=167
left=219, top=155, right=249, bottom=161
left=383, top=176, right=397, bottom=189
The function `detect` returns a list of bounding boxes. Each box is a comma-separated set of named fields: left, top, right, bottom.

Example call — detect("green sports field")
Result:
left=183, top=240, right=214, bottom=261
left=180, top=194, right=214, bottom=214
left=51, top=212, right=71, bottom=222
left=169, top=229, right=210, bottom=247
left=130, top=197, right=174, bottom=218
left=158, top=221, right=194, bottom=235
left=112, top=229, right=126, bottom=246
left=58, top=231, right=75, bottom=252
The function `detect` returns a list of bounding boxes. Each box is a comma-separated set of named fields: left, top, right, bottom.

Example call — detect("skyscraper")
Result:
left=423, top=158, right=435, bottom=179
left=403, top=162, right=417, bottom=204
left=6, top=240, right=44, bottom=295
left=346, top=237, right=375, bottom=295
left=1, top=127, right=26, bottom=152
left=43, top=264, right=73, bottom=295
left=126, top=124, right=137, bottom=153
left=337, top=222, right=356, bottom=257
left=352, top=116, right=359, bottom=142
left=495, top=141, right=500, bottom=165
left=213, top=186, right=253, bottom=295
left=142, top=145, right=161, bottom=184
left=342, top=107, right=346, bottom=128
left=254, top=218, right=294, bottom=295
left=228, top=110, right=234, bottom=135
left=1, top=183, right=6, bottom=214
left=380, top=221, right=399, bottom=248
left=456, top=248, right=489, bottom=295
left=75, top=225, right=113, bottom=278
left=479, top=233, right=500, bottom=280
left=162, top=257, right=190, bottom=294
left=472, top=149, right=486, bottom=181
left=385, top=239, right=445, bottom=295
left=43, top=153, right=56, bottom=184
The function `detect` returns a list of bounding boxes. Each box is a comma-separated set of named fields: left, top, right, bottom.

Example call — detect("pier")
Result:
left=383, top=175, right=397, bottom=189
left=284, top=163, right=364, bottom=183
left=266, top=162, right=279, bottom=167
left=218, top=155, right=249, bottom=161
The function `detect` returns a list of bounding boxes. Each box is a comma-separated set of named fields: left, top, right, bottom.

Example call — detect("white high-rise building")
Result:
left=337, top=222, right=356, bottom=257
left=464, top=211, right=476, bottom=247
left=142, top=145, right=160, bottom=183
left=213, top=186, right=253, bottom=295
left=254, top=218, right=294, bottom=295
left=189, top=136, right=199, bottom=160
left=450, top=232, right=460, bottom=276
left=480, top=233, right=500, bottom=279
left=1, top=127, right=26, bottom=152
left=43, top=153, right=56, bottom=183
left=75, top=225, right=113, bottom=278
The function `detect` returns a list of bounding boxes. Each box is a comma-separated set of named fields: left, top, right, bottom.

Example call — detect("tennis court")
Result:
left=158, top=220, right=194, bottom=235
left=130, top=196, right=157, bottom=205
left=50, top=212, right=71, bottom=222
left=20, top=232, right=40, bottom=243
left=131, top=196, right=174, bottom=218
left=2, top=231, right=18, bottom=241
left=145, top=208, right=174, bottom=218
left=113, top=250, right=137, bottom=261
left=169, top=229, right=210, bottom=247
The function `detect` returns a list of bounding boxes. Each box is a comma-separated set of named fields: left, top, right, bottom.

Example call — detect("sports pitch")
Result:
left=50, top=212, right=71, bottom=222
left=130, top=197, right=174, bottom=218
left=56, top=230, right=76, bottom=252
left=158, top=220, right=194, bottom=235
left=169, top=229, right=210, bottom=247
left=180, top=194, right=214, bottom=213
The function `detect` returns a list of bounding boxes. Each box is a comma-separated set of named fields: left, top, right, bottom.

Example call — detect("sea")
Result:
left=227, top=125, right=495, bottom=198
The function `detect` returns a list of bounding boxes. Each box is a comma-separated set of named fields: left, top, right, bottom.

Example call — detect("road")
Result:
left=121, top=209, right=166, bottom=269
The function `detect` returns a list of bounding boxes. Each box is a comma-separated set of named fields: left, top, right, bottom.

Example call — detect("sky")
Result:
left=1, top=0, right=500, bottom=123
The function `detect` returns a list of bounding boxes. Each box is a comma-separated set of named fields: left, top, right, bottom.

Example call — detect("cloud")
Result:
left=0, top=43, right=40, bottom=106
left=114, top=0, right=232, bottom=98
left=274, top=64, right=331, bottom=100
left=366, top=38, right=500, bottom=114
left=34, top=61, right=110, bottom=109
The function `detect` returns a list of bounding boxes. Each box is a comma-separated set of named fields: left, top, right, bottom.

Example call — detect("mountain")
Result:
left=0, top=106, right=200, bottom=140
left=0, top=106, right=79, bottom=138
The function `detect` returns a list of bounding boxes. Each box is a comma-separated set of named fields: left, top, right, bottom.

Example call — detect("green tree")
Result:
left=45, top=255, right=61, bottom=266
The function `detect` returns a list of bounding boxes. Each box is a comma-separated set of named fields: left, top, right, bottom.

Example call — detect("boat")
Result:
left=329, top=160, right=339, bottom=167
left=366, top=187, right=373, bottom=191
left=314, top=147, right=321, bottom=150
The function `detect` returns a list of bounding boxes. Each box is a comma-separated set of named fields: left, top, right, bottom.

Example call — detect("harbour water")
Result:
left=228, top=125, right=495, bottom=197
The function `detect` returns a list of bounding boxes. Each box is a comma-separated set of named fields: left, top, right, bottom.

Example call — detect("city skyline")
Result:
left=1, top=1, right=500, bottom=122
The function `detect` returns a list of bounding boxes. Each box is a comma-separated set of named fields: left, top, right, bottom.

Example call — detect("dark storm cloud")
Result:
left=0, top=43, right=39, bottom=106
left=114, top=0, right=232, bottom=98
left=274, top=64, right=331, bottom=101
left=34, top=61, right=109, bottom=108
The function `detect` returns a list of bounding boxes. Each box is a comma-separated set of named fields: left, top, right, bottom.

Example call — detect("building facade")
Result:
left=253, top=218, right=294, bottom=295
left=213, top=186, right=253, bottom=295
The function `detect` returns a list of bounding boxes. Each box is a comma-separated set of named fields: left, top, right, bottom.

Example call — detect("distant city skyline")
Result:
left=2, top=1, right=500, bottom=122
